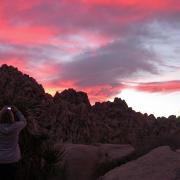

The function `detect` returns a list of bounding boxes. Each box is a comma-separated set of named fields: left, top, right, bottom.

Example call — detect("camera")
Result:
left=7, top=107, right=11, bottom=110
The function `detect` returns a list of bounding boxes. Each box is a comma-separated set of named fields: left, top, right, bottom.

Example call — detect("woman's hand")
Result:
left=0, top=106, right=15, bottom=123
left=11, top=106, right=19, bottom=113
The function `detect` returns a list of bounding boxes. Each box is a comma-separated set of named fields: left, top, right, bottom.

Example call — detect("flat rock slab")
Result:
left=55, top=143, right=134, bottom=180
left=99, top=146, right=180, bottom=180
left=94, top=144, right=135, bottom=163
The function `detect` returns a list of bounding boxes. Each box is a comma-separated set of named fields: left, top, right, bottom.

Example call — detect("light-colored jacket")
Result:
left=0, top=111, right=27, bottom=163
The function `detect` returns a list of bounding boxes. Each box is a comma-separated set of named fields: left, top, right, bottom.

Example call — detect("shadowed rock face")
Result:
left=99, top=146, right=180, bottom=180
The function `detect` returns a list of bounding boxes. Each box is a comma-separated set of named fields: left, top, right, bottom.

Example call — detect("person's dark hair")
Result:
left=0, top=110, right=14, bottom=124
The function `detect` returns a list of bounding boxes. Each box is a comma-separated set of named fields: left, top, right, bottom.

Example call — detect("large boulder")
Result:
left=95, top=144, right=134, bottom=163
left=55, top=144, right=134, bottom=180
left=99, top=146, right=180, bottom=180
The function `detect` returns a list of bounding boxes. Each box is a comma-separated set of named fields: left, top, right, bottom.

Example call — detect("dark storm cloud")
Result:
left=61, top=36, right=159, bottom=87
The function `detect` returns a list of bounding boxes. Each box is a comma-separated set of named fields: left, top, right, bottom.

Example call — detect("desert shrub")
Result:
left=16, top=132, right=46, bottom=180
left=15, top=128, right=49, bottom=180
left=41, top=143, right=65, bottom=180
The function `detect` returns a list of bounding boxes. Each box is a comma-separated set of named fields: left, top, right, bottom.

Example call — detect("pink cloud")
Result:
left=0, top=0, right=180, bottom=105
left=0, top=26, right=56, bottom=44
left=82, top=84, right=127, bottom=104
left=0, top=59, right=28, bottom=72
left=45, top=78, right=126, bottom=104
left=81, top=0, right=180, bottom=10
left=135, top=81, right=180, bottom=93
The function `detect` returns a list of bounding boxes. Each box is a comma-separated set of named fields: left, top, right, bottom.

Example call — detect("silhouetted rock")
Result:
left=0, top=64, right=47, bottom=107
left=0, top=64, right=179, bottom=146
left=54, top=88, right=91, bottom=107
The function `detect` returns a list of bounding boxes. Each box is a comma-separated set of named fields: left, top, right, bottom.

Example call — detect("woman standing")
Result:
left=0, top=106, right=27, bottom=180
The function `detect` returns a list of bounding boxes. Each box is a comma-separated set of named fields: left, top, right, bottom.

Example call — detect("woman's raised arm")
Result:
left=11, top=106, right=27, bottom=128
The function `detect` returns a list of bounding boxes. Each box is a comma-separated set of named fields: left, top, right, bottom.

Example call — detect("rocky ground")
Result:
left=51, top=145, right=180, bottom=180
left=0, top=64, right=180, bottom=180
left=98, top=146, right=180, bottom=180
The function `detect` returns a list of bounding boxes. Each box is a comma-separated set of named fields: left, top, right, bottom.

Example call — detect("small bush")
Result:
left=41, top=143, right=65, bottom=179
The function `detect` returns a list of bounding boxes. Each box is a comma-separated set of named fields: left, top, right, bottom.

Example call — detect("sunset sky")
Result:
left=0, top=0, right=180, bottom=117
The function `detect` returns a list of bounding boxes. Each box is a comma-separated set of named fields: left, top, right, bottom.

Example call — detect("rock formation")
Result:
left=99, top=146, right=180, bottom=180
left=0, top=64, right=178, bottom=147
left=0, top=64, right=180, bottom=180
left=53, top=144, right=134, bottom=180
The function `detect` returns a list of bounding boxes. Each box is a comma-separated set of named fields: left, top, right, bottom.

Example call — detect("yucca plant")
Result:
left=41, top=143, right=65, bottom=179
